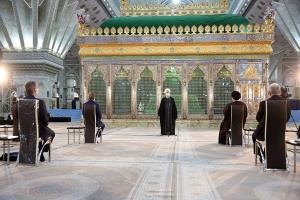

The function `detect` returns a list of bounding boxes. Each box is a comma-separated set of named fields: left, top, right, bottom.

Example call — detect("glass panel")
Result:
left=137, top=67, right=156, bottom=115
left=88, top=69, right=106, bottom=114
left=188, top=67, right=208, bottom=114
left=163, top=67, right=181, bottom=114
left=213, top=66, right=234, bottom=114
left=113, top=67, right=131, bottom=115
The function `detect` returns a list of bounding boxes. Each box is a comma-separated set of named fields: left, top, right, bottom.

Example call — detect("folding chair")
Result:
left=17, top=99, right=51, bottom=165
left=255, top=100, right=288, bottom=170
left=83, top=104, right=97, bottom=143
left=95, top=127, right=103, bottom=144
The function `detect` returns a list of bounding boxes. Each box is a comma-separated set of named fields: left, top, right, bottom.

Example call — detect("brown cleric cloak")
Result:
left=218, top=101, right=247, bottom=144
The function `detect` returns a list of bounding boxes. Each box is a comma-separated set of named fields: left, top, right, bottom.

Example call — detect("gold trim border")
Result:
left=120, top=0, right=229, bottom=16
left=79, top=42, right=272, bottom=57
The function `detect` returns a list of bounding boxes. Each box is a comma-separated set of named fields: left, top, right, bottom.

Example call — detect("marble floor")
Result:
left=0, top=122, right=299, bottom=200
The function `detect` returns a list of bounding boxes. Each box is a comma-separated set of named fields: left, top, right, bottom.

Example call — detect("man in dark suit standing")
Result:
left=24, top=81, right=55, bottom=162
left=252, top=83, right=291, bottom=162
left=218, top=91, right=248, bottom=144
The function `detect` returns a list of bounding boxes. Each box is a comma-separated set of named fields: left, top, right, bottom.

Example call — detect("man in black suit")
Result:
left=24, top=81, right=55, bottom=162
left=252, top=83, right=291, bottom=162
left=82, top=93, right=105, bottom=130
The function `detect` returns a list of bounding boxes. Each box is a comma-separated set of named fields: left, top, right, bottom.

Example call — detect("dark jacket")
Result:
left=218, top=101, right=248, bottom=144
left=82, top=100, right=102, bottom=127
left=254, top=95, right=291, bottom=140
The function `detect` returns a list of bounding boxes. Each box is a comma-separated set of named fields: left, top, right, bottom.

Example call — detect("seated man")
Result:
left=252, top=83, right=291, bottom=162
left=218, top=91, right=248, bottom=144
left=23, top=81, right=55, bottom=162
left=82, top=93, right=105, bottom=130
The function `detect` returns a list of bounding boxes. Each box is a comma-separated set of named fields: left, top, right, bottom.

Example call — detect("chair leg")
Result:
left=48, top=142, right=51, bottom=162
left=226, top=132, right=229, bottom=146
left=226, top=132, right=231, bottom=146
left=79, top=130, right=81, bottom=144
left=255, top=142, right=258, bottom=166
left=38, top=139, right=51, bottom=163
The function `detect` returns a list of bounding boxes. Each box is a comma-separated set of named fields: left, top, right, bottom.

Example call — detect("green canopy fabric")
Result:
left=100, top=14, right=249, bottom=28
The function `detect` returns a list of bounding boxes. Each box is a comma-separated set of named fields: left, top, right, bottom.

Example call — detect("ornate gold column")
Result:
left=208, top=61, right=214, bottom=120
left=157, top=63, right=162, bottom=115
left=131, top=64, right=137, bottom=118
left=263, top=61, right=269, bottom=99
left=235, top=61, right=240, bottom=91
left=106, top=64, right=112, bottom=118
left=81, top=61, right=87, bottom=109
left=182, top=63, right=188, bottom=119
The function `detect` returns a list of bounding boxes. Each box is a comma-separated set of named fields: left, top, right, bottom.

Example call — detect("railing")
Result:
left=78, top=20, right=275, bottom=37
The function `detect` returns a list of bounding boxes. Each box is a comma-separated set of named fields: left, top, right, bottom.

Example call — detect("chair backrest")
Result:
left=230, top=104, right=244, bottom=145
left=18, top=99, right=39, bottom=165
left=11, top=99, right=19, bottom=137
left=83, top=103, right=96, bottom=143
left=265, top=100, right=287, bottom=169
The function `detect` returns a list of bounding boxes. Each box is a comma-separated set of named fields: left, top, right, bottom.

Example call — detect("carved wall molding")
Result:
left=111, top=65, right=133, bottom=81
left=212, top=63, right=235, bottom=82
left=186, top=64, right=209, bottom=82
left=161, top=64, right=183, bottom=82
left=134, top=65, right=158, bottom=82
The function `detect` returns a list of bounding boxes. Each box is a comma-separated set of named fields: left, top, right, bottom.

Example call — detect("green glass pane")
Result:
left=88, top=69, right=106, bottom=114
left=214, top=67, right=234, bottom=114
left=113, top=68, right=131, bottom=114
left=163, top=68, right=181, bottom=114
left=137, top=68, right=156, bottom=115
left=188, top=68, right=207, bottom=114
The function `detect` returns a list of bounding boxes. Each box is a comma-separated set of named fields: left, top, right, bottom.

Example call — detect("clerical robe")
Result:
left=158, top=97, right=178, bottom=135
left=218, top=101, right=247, bottom=144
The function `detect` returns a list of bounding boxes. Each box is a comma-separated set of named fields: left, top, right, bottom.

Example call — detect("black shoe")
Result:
left=40, top=154, right=45, bottom=162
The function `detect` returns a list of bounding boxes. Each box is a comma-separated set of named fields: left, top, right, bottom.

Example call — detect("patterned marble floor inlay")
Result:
left=0, top=124, right=299, bottom=200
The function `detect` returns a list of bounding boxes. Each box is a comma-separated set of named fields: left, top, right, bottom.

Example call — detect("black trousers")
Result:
left=252, top=133, right=265, bottom=160
left=39, top=127, right=55, bottom=153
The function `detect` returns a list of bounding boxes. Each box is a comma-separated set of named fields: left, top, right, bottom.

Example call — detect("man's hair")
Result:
left=231, top=91, right=241, bottom=100
left=89, top=93, right=95, bottom=100
left=25, top=81, right=37, bottom=96
left=268, top=83, right=281, bottom=95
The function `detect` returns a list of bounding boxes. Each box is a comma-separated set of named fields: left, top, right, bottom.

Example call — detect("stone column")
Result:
left=106, top=64, right=112, bottom=119
left=182, top=63, right=188, bottom=119
left=208, top=61, right=214, bottom=120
